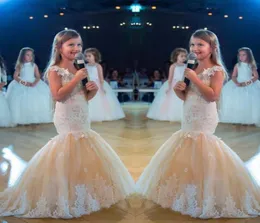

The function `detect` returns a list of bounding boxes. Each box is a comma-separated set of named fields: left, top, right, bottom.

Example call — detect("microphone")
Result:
left=184, top=52, right=197, bottom=87
left=74, top=52, right=89, bottom=86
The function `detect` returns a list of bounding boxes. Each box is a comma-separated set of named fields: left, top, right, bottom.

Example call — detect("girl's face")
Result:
left=154, top=70, right=160, bottom=79
left=177, top=52, right=187, bottom=63
left=238, top=50, right=248, bottom=63
left=60, top=37, right=82, bottom=61
left=190, top=37, right=212, bottom=61
left=85, top=52, right=95, bottom=63
left=24, top=50, right=33, bottom=63
left=112, top=70, right=118, bottom=79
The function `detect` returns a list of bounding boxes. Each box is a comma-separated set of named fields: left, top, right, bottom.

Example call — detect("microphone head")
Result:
left=74, top=52, right=85, bottom=70
left=187, top=52, right=197, bottom=60
left=75, top=52, right=85, bottom=60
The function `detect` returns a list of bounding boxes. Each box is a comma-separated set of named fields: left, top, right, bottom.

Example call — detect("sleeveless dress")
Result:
left=0, top=66, right=135, bottom=218
left=147, top=64, right=185, bottom=121
left=86, top=64, right=125, bottom=122
left=0, top=67, right=14, bottom=127
left=136, top=66, right=260, bottom=219
left=6, top=62, right=53, bottom=124
left=220, top=62, right=260, bottom=125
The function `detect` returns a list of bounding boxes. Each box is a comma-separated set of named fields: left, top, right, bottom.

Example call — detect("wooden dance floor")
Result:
left=1, top=102, right=260, bottom=223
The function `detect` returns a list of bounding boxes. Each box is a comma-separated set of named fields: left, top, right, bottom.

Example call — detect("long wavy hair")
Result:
left=237, top=47, right=257, bottom=69
left=44, top=29, right=82, bottom=79
left=15, top=47, right=34, bottom=71
left=190, top=29, right=228, bottom=79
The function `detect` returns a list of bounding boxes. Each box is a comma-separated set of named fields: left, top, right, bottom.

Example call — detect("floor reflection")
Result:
left=0, top=145, right=27, bottom=188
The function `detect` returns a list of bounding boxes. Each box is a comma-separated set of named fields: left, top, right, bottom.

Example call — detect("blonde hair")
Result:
left=44, top=29, right=82, bottom=79
left=190, top=29, right=228, bottom=78
left=84, top=48, right=101, bottom=63
left=170, top=48, right=187, bottom=63
left=15, top=47, right=34, bottom=71
left=237, top=47, right=257, bottom=69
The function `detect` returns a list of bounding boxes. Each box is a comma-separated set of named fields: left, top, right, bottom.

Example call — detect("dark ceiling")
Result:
left=1, top=0, right=255, bottom=16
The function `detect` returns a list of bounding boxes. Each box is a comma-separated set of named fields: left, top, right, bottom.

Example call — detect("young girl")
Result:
left=136, top=30, right=260, bottom=218
left=0, top=30, right=135, bottom=218
left=6, top=47, right=53, bottom=125
left=147, top=48, right=187, bottom=121
left=0, top=55, right=14, bottom=127
left=220, top=47, right=260, bottom=125
left=84, top=48, right=125, bottom=122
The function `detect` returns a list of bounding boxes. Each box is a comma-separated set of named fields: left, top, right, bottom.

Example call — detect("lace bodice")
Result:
left=181, top=66, right=223, bottom=134
left=49, top=66, right=90, bottom=135
left=20, top=63, right=36, bottom=82
left=237, top=62, right=253, bottom=82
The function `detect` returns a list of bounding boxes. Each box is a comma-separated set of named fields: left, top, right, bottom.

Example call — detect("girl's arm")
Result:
left=231, top=64, right=240, bottom=86
left=32, top=64, right=41, bottom=86
left=167, top=64, right=175, bottom=92
left=241, top=67, right=258, bottom=86
left=193, top=70, right=224, bottom=102
left=97, top=64, right=105, bottom=91
left=174, top=81, right=187, bottom=101
left=251, top=68, right=259, bottom=82
left=85, top=81, right=98, bottom=101
left=13, top=68, right=29, bottom=86
left=48, top=69, right=85, bottom=102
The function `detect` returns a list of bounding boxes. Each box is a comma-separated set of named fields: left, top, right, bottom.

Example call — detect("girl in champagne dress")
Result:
left=0, top=29, right=135, bottom=218
left=136, top=29, right=260, bottom=219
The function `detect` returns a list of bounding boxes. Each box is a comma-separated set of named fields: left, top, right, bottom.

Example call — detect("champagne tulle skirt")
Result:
left=136, top=130, right=260, bottom=219
left=0, top=130, right=135, bottom=218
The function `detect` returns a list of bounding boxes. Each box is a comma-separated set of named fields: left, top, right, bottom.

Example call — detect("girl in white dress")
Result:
left=220, top=47, right=260, bottom=125
left=147, top=48, right=187, bottom=121
left=0, top=55, right=14, bottom=127
left=0, top=29, right=135, bottom=218
left=84, top=48, right=125, bottom=122
left=6, top=47, right=53, bottom=125
left=136, top=30, right=260, bottom=219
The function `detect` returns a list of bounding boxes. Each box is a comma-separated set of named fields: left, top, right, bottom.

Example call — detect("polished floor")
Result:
left=1, top=102, right=260, bottom=223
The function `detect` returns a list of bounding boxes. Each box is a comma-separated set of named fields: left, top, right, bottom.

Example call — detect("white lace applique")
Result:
left=153, top=174, right=260, bottom=218
left=1, top=174, right=123, bottom=218
left=50, top=66, right=70, bottom=77
left=202, top=66, right=223, bottom=78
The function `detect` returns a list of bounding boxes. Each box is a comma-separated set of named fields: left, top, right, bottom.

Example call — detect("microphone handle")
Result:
left=183, top=62, right=195, bottom=87
left=74, top=63, right=85, bottom=70
left=74, top=62, right=88, bottom=86
left=184, top=77, right=190, bottom=86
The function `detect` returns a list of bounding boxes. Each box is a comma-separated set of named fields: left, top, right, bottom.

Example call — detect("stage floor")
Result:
left=1, top=102, right=260, bottom=223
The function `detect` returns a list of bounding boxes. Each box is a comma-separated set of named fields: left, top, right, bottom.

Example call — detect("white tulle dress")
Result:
left=147, top=64, right=185, bottom=121
left=220, top=62, right=260, bottom=125
left=6, top=62, right=53, bottom=125
left=86, top=64, right=125, bottom=122
left=0, top=67, right=14, bottom=127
